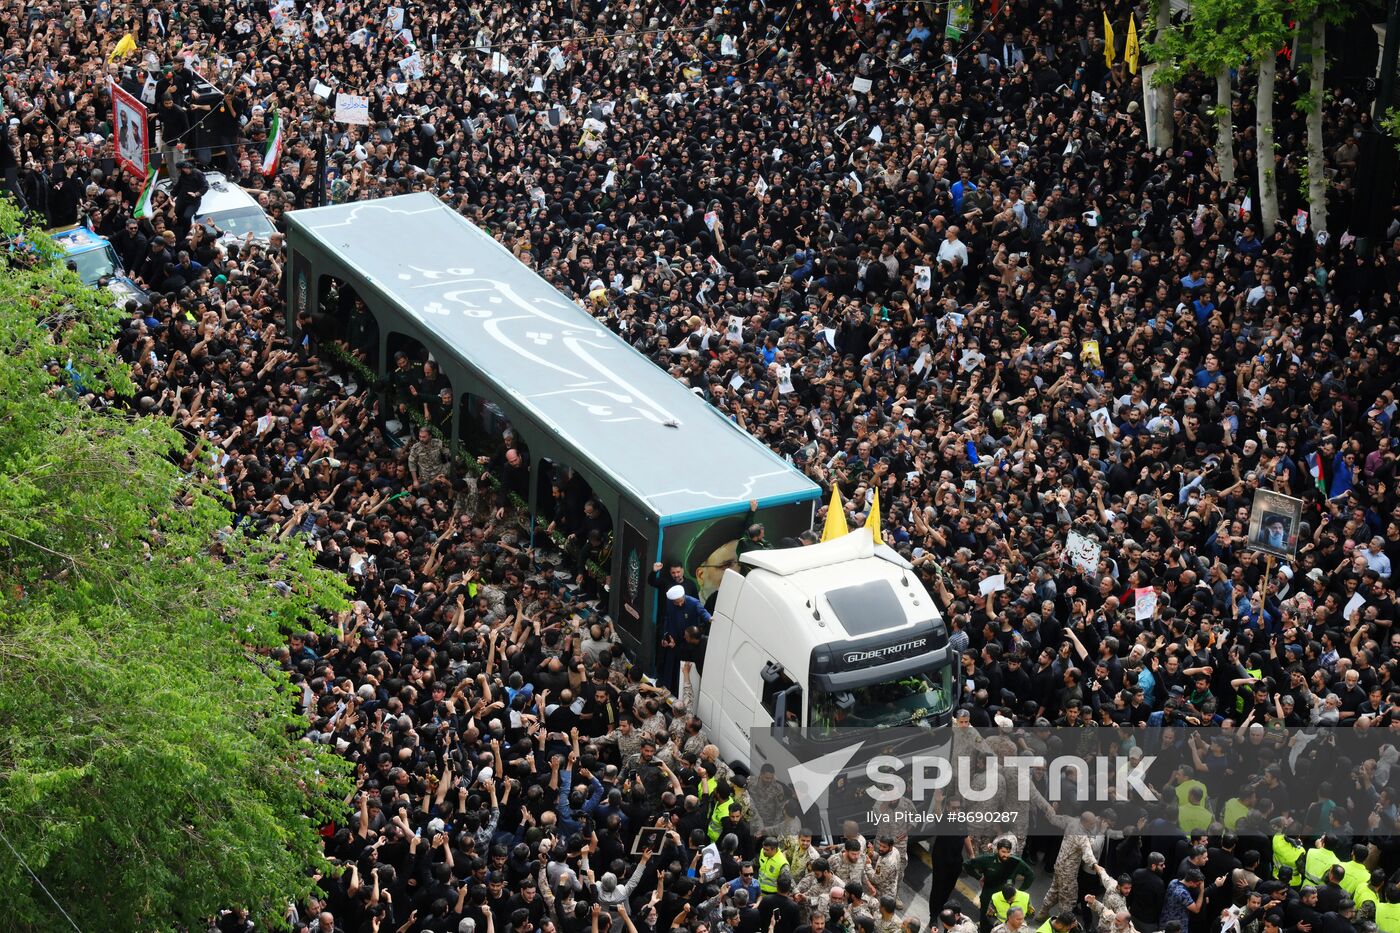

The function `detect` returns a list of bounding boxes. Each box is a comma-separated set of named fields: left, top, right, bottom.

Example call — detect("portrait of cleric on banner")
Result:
left=1247, top=488, right=1304, bottom=560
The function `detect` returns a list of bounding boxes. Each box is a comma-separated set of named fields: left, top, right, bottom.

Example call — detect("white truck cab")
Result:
left=694, top=528, right=957, bottom=770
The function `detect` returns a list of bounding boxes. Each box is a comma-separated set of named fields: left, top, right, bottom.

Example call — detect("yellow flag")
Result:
left=1125, top=14, right=1140, bottom=74
left=864, top=488, right=882, bottom=544
left=1103, top=13, right=1116, bottom=69
left=108, top=33, right=137, bottom=64
left=820, top=485, right=848, bottom=543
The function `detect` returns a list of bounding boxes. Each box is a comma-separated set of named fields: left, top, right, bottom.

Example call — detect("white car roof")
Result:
left=157, top=172, right=261, bottom=211
left=156, top=172, right=276, bottom=241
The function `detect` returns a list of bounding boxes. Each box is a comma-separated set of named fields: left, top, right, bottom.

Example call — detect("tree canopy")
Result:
left=1147, top=0, right=1254, bottom=82
left=0, top=199, right=352, bottom=931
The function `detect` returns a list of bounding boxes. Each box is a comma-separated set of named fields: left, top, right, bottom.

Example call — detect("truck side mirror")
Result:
left=771, top=684, right=803, bottom=735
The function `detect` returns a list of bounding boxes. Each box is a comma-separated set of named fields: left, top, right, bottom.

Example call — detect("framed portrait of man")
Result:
left=1247, top=488, right=1304, bottom=559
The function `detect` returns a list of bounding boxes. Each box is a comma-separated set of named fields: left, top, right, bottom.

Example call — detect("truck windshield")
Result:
left=810, top=665, right=954, bottom=730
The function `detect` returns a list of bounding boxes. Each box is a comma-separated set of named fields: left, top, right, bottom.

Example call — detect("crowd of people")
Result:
left=8, top=0, right=1400, bottom=930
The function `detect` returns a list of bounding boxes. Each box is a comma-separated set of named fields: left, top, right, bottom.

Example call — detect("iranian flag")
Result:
left=261, top=108, right=284, bottom=177
left=133, top=166, right=158, bottom=219
left=1307, top=451, right=1327, bottom=494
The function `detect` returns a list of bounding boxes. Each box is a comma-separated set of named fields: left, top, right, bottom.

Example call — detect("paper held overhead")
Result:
left=398, top=53, right=424, bottom=81
left=978, top=574, right=1006, bottom=596
left=1065, top=530, right=1101, bottom=573
left=333, top=94, right=370, bottom=125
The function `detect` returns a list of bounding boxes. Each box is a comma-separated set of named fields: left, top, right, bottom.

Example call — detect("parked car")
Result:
left=47, top=225, right=151, bottom=309
left=156, top=171, right=278, bottom=247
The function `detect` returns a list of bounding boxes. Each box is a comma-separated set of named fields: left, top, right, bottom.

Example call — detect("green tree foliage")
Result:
left=1146, top=0, right=1253, bottom=86
left=1149, top=0, right=1290, bottom=227
left=1147, top=0, right=1252, bottom=181
left=0, top=199, right=353, bottom=931
left=1382, top=107, right=1400, bottom=138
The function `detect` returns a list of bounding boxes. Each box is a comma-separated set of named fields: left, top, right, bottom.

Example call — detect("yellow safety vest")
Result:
left=1178, top=802, right=1213, bottom=835
left=698, top=775, right=717, bottom=799
left=1176, top=779, right=1209, bottom=808
left=992, top=890, right=1032, bottom=922
left=1272, top=836, right=1305, bottom=887
left=1374, top=901, right=1400, bottom=933
left=758, top=849, right=788, bottom=894
left=1236, top=667, right=1262, bottom=712
left=1354, top=885, right=1378, bottom=915
left=1222, top=798, right=1249, bottom=831
left=1303, top=847, right=1340, bottom=885
left=708, top=798, right=730, bottom=841
left=1341, top=860, right=1369, bottom=898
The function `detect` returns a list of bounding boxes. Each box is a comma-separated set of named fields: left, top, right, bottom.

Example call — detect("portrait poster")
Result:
left=946, top=0, right=972, bottom=38
left=1134, top=587, right=1157, bottom=621
left=1247, top=488, right=1304, bottom=560
left=110, top=79, right=149, bottom=179
left=630, top=825, right=667, bottom=854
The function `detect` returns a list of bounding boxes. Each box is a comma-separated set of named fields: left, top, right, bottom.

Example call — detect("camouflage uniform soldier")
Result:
left=748, top=763, right=789, bottom=835
left=595, top=718, right=646, bottom=764
left=1030, top=786, right=1110, bottom=919
left=989, top=906, right=1029, bottom=933
left=874, top=896, right=905, bottom=933
left=671, top=709, right=709, bottom=758
left=784, top=831, right=822, bottom=882
left=407, top=427, right=450, bottom=484
left=869, top=797, right=916, bottom=864
left=831, top=840, right=870, bottom=888
left=1084, top=869, right=1131, bottom=933
left=796, top=859, right=837, bottom=922
left=866, top=837, right=904, bottom=902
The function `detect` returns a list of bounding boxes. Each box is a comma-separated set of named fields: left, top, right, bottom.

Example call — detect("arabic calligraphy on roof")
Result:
left=393, top=263, right=684, bottom=428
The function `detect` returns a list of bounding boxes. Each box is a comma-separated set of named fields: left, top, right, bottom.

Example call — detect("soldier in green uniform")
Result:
left=965, top=839, right=1036, bottom=932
